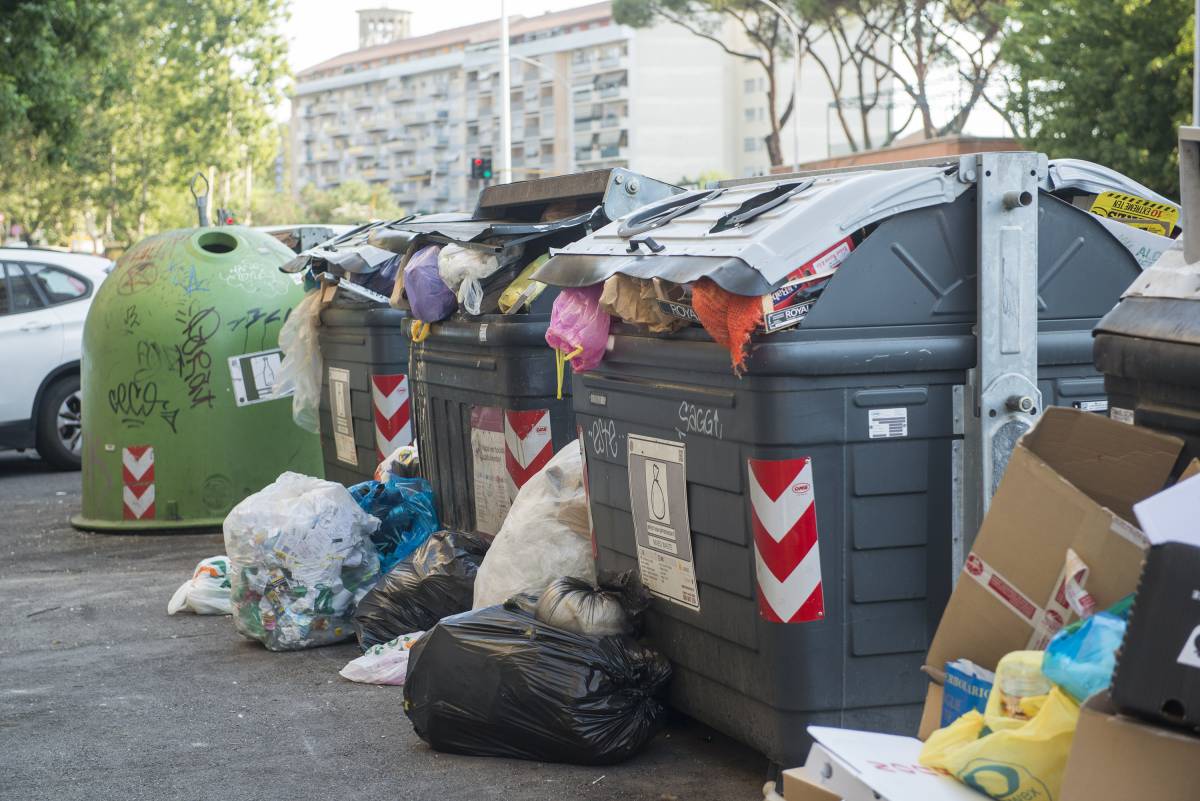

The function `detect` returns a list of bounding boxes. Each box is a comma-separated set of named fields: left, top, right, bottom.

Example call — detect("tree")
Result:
left=1001, top=0, right=1192, bottom=196
left=614, top=0, right=803, bottom=166
left=298, top=181, right=404, bottom=225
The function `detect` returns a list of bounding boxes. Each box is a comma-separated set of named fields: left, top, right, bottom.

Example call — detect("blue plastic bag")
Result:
left=349, top=475, right=439, bottom=574
left=1042, top=595, right=1133, bottom=703
left=404, top=245, right=456, bottom=323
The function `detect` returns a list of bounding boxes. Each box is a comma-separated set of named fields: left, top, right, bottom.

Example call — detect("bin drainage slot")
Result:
left=198, top=231, right=238, bottom=254
left=1162, top=698, right=1186, bottom=720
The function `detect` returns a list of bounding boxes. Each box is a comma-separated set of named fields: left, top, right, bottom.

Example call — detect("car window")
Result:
left=4, top=263, right=43, bottom=313
left=22, top=262, right=90, bottom=304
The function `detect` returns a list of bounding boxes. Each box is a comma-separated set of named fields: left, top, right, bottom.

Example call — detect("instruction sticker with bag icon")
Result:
left=628, top=434, right=700, bottom=611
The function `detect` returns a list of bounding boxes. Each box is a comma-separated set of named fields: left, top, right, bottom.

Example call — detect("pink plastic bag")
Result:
left=545, top=285, right=611, bottom=384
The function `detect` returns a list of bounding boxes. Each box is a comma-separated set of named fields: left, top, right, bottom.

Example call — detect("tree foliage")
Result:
left=0, top=0, right=290, bottom=246
left=1001, top=0, right=1192, bottom=196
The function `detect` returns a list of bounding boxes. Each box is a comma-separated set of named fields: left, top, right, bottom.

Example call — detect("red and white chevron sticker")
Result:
left=504, top=409, right=553, bottom=495
left=371, top=373, right=412, bottom=461
left=122, top=445, right=155, bottom=520
left=748, top=457, right=824, bottom=623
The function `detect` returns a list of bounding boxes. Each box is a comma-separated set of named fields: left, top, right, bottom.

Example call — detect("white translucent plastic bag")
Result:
left=437, top=244, right=502, bottom=316
left=167, top=555, right=233, bottom=615
left=339, top=631, right=425, bottom=685
left=224, top=472, right=382, bottom=651
left=272, top=291, right=323, bottom=433
left=472, top=441, right=595, bottom=608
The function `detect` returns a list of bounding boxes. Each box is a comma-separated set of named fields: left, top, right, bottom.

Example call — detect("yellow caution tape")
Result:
left=1090, top=190, right=1178, bottom=236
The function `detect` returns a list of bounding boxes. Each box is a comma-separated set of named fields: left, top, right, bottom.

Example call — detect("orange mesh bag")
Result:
left=691, top=278, right=763, bottom=374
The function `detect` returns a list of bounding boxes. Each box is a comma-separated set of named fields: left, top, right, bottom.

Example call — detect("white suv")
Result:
left=0, top=248, right=113, bottom=469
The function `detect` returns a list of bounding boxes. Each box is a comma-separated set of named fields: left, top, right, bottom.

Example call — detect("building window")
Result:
left=743, top=137, right=759, bottom=152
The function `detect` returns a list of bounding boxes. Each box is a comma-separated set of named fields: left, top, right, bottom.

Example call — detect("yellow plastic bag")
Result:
left=920, top=652, right=1080, bottom=800
left=498, top=254, right=548, bottom=314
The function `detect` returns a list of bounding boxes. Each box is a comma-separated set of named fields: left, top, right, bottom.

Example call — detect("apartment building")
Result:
left=291, top=3, right=878, bottom=213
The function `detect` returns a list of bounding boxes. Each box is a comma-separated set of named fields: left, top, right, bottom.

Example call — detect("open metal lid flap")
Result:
left=474, top=167, right=681, bottom=222
left=536, top=165, right=968, bottom=291
left=1046, top=158, right=1179, bottom=211
left=394, top=207, right=604, bottom=244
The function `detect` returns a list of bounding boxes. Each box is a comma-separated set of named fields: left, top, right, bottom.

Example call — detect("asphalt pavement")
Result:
left=0, top=452, right=766, bottom=801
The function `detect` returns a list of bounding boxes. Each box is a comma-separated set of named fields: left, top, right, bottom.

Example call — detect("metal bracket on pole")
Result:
left=959, top=152, right=1044, bottom=559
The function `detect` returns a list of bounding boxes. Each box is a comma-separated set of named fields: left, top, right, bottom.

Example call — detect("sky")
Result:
left=285, top=0, right=589, bottom=74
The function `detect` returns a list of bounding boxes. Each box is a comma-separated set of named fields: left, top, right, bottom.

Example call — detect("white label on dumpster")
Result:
left=228, top=348, right=287, bottom=407
left=470, top=405, right=509, bottom=536
left=1111, top=406, right=1135, bottom=425
left=1074, top=400, right=1109, bottom=413
left=328, top=367, right=357, bottom=466
left=628, top=434, right=700, bottom=612
left=868, top=407, right=908, bottom=439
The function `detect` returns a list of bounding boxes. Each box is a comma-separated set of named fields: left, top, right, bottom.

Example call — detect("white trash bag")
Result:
left=272, top=290, right=323, bottom=433
left=437, top=243, right=503, bottom=316
left=224, top=472, right=382, bottom=651
left=167, top=555, right=233, bottom=616
left=339, top=631, right=425, bottom=685
left=472, top=441, right=595, bottom=609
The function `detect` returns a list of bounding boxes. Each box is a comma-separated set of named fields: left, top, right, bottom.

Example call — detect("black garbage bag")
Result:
left=353, top=530, right=488, bottom=648
left=534, top=571, right=652, bottom=637
left=403, top=599, right=672, bottom=765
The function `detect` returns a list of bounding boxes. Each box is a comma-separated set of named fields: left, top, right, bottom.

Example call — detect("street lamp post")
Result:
left=755, top=0, right=802, bottom=173
left=499, top=0, right=513, bottom=184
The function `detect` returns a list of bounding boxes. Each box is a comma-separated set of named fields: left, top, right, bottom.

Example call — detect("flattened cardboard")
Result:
left=921, top=408, right=1182, bottom=738
left=782, top=767, right=843, bottom=801
left=1061, top=693, right=1200, bottom=801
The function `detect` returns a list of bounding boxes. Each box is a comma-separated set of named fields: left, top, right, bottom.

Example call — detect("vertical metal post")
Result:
left=960, top=152, right=1043, bottom=550
left=498, top=0, right=513, bottom=185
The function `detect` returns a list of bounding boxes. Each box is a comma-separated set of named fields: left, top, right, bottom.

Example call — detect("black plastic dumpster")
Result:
left=403, top=169, right=680, bottom=535
left=1094, top=242, right=1200, bottom=464
left=534, top=156, right=1156, bottom=767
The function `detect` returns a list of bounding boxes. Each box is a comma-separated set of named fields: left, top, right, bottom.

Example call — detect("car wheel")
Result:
left=36, top=375, right=83, bottom=470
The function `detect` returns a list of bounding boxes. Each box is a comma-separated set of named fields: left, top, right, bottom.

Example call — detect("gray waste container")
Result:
left=534, top=154, right=1156, bottom=767
left=401, top=169, right=681, bottom=535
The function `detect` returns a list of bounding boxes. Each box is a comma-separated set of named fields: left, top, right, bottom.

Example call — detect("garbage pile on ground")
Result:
left=353, top=529, right=488, bottom=648
left=781, top=408, right=1200, bottom=801
left=223, top=472, right=381, bottom=651
left=403, top=579, right=671, bottom=765
left=167, top=555, right=232, bottom=616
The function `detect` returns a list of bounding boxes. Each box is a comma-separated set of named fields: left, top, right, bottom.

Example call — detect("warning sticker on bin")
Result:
left=327, top=366, right=356, bottom=466
left=1090, top=190, right=1178, bottom=236
left=471, top=406, right=509, bottom=536
left=228, top=348, right=287, bottom=407
left=628, top=434, right=699, bottom=612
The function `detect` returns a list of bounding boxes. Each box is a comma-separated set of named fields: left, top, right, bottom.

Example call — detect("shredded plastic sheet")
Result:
left=224, top=472, right=381, bottom=651
left=167, top=555, right=233, bottom=616
left=272, top=291, right=323, bottom=433
left=472, top=442, right=594, bottom=609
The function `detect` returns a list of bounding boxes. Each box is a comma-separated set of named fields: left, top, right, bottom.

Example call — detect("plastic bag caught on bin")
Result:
left=354, top=530, right=489, bottom=648
left=403, top=598, right=672, bottom=764
left=167, top=555, right=233, bottom=616
left=499, top=254, right=549, bottom=314
left=920, top=651, right=1080, bottom=800
left=545, top=285, right=611, bottom=397
left=224, top=472, right=381, bottom=651
left=349, top=475, right=439, bottom=575
left=1042, top=595, right=1133, bottom=703
left=404, top=245, right=456, bottom=324
left=272, top=290, right=323, bottom=433
left=599, top=274, right=687, bottom=334
left=438, top=243, right=503, bottom=316
left=472, top=441, right=594, bottom=609
left=534, top=572, right=651, bottom=637
left=375, top=444, right=420, bottom=481
left=339, top=631, right=425, bottom=685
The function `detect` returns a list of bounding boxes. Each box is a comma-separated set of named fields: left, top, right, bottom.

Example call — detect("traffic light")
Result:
left=470, top=156, right=493, bottom=181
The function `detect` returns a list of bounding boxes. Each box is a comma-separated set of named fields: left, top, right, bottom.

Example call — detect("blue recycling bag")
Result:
left=1042, top=595, right=1133, bottom=703
left=349, top=475, right=439, bottom=575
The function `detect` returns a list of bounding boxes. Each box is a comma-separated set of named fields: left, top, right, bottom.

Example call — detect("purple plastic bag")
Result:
left=404, top=245, right=456, bottom=323
left=545, top=285, right=611, bottom=372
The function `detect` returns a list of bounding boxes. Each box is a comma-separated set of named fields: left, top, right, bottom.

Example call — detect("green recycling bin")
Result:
left=72, top=226, right=323, bottom=533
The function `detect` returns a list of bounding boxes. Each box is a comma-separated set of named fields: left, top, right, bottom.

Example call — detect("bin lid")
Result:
left=1045, top=158, right=1179, bottom=211
left=278, top=212, right=471, bottom=275
left=535, top=165, right=969, bottom=294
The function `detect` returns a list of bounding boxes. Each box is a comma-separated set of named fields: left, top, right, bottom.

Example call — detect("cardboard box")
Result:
left=919, top=407, right=1183, bottom=738
left=1060, top=693, right=1200, bottom=801
left=783, top=727, right=979, bottom=801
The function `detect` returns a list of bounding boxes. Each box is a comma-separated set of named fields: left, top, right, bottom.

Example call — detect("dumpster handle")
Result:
left=626, top=236, right=665, bottom=254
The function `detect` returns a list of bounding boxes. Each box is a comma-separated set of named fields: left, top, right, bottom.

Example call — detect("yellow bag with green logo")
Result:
left=920, top=651, right=1081, bottom=800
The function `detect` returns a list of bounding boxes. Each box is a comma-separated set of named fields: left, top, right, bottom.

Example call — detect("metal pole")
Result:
left=756, top=0, right=802, bottom=172
left=499, top=0, right=513, bottom=184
